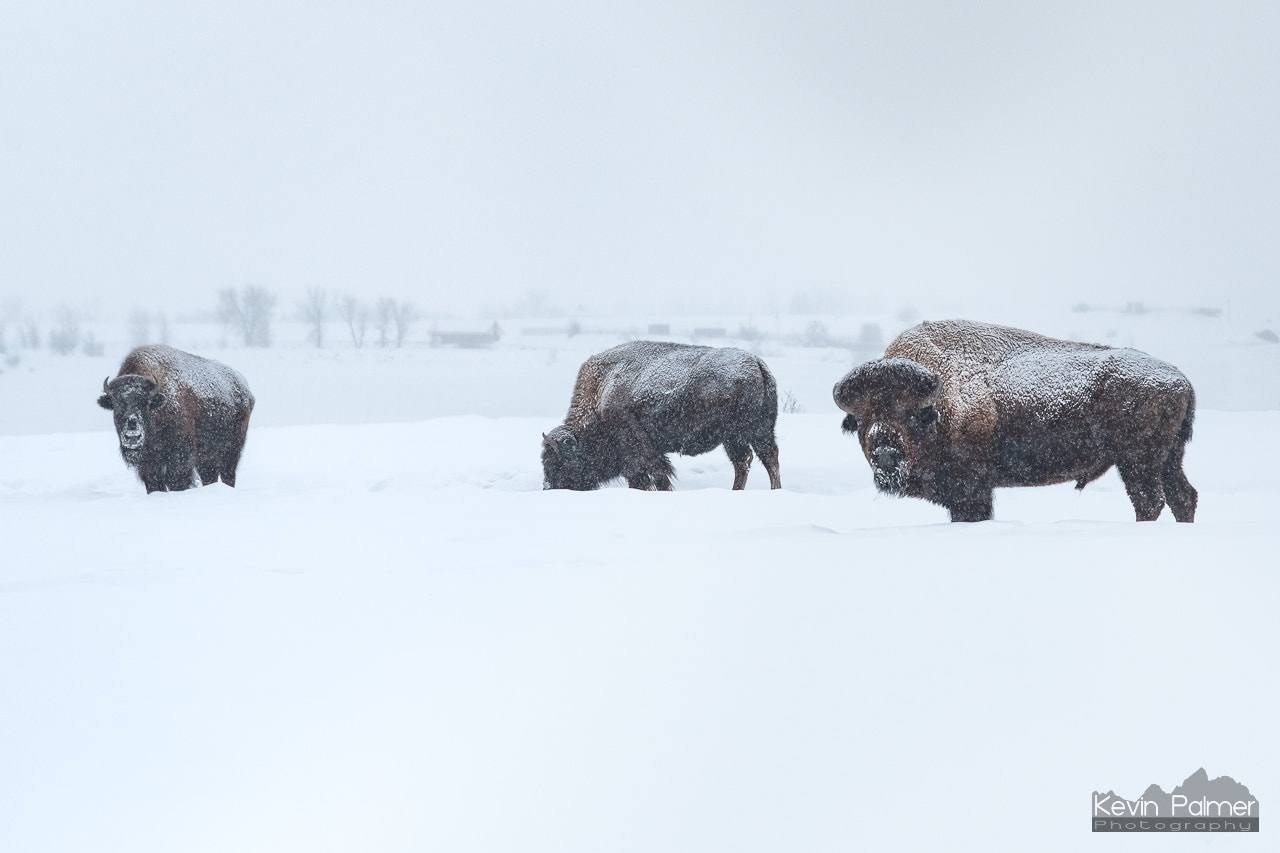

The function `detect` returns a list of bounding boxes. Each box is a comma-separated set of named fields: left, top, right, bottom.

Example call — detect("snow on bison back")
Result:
left=97, top=345, right=255, bottom=493
left=832, top=319, right=1197, bottom=522
left=541, top=341, right=782, bottom=491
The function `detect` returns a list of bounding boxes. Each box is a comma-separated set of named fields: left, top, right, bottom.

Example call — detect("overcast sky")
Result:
left=2, top=1, right=1277, bottom=318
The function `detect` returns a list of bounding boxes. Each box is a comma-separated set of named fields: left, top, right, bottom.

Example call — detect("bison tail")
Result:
left=1177, top=386, right=1196, bottom=443
left=757, top=358, right=778, bottom=421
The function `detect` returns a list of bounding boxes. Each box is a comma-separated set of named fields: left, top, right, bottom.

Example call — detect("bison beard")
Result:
left=542, top=341, right=782, bottom=491
left=98, top=345, right=255, bottom=493
left=833, top=320, right=1198, bottom=523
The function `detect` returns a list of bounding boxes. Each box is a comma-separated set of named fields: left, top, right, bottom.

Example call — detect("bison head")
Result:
left=98, top=374, right=165, bottom=456
left=541, top=426, right=601, bottom=490
left=833, top=358, right=942, bottom=496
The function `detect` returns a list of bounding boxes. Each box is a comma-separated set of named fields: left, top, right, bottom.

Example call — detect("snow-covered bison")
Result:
left=542, top=341, right=782, bottom=491
left=832, top=320, right=1197, bottom=522
left=98, top=345, right=255, bottom=493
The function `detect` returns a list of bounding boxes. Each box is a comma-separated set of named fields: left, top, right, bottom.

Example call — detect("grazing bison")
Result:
left=832, top=320, right=1197, bottom=522
left=97, top=345, right=255, bottom=493
left=542, top=341, right=782, bottom=491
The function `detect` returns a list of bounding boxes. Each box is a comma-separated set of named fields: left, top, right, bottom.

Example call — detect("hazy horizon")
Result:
left=3, top=2, right=1278, bottom=321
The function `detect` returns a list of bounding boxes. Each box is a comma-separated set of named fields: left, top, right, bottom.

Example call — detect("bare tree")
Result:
left=129, top=308, right=152, bottom=346
left=335, top=294, right=368, bottom=348
left=20, top=318, right=40, bottom=349
left=374, top=298, right=394, bottom=348
left=48, top=306, right=80, bottom=355
left=391, top=300, right=419, bottom=347
left=81, top=332, right=105, bottom=356
left=217, top=284, right=277, bottom=347
left=780, top=390, right=805, bottom=414
left=802, top=320, right=830, bottom=347
left=298, top=287, right=327, bottom=348
left=853, top=322, right=884, bottom=360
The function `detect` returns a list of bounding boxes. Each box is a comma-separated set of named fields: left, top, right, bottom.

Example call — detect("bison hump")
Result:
left=591, top=342, right=763, bottom=412
left=120, top=345, right=252, bottom=407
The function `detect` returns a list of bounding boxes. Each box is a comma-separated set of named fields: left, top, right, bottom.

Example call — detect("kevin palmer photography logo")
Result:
left=1092, top=768, right=1259, bottom=832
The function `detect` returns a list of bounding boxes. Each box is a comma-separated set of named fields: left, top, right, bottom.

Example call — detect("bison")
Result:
left=832, top=320, right=1197, bottom=522
left=97, top=345, right=255, bottom=493
left=542, top=341, right=782, bottom=491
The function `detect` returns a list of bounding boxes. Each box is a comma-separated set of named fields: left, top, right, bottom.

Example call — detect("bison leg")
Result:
left=724, top=441, right=754, bottom=490
left=626, top=472, right=653, bottom=489
left=137, top=461, right=182, bottom=493
left=218, top=447, right=244, bottom=487
left=649, top=456, right=675, bottom=491
left=624, top=460, right=672, bottom=491
left=941, top=470, right=994, bottom=521
left=1116, top=461, right=1166, bottom=521
left=1161, top=441, right=1197, bottom=523
left=222, top=424, right=250, bottom=486
left=751, top=434, right=782, bottom=490
left=623, top=462, right=671, bottom=490
left=208, top=411, right=251, bottom=488
left=170, top=470, right=198, bottom=491
left=947, top=491, right=994, bottom=523
left=618, top=416, right=674, bottom=491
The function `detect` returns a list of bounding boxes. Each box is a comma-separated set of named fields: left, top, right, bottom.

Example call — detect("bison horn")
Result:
left=144, top=376, right=158, bottom=392
left=103, top=376, right=111, bottom=393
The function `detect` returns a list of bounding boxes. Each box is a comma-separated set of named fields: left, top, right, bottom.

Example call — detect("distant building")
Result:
left=431, top=322, right=504, bottom=348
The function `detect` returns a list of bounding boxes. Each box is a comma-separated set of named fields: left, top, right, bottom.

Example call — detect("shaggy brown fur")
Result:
left=98, top=345, right=255, bottom=493
left=543, top=341, right=781, bottom=491
left=833, top=320, right=1197, bottom=522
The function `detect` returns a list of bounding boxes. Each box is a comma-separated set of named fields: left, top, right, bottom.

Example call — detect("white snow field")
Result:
left=1, top=324, right=1277, bottom=852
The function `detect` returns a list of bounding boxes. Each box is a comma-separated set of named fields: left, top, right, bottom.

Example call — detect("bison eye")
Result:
left=841, top=414, right=858, bottom=435
left=919, top=405, right=937, bottom=426
left=97, top=394, right=114, bottom=410
left=149, top=393, right=166, bottom=410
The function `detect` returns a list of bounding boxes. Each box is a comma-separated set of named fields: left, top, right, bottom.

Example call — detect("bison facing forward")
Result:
left=98, top=345, right=255, bottom=492
left=832, top=320, right=1197, bottom=522
left=542, top=341, right=782, bottom=491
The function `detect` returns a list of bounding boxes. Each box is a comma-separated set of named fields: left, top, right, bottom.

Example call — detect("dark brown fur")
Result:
left=833, top=320, right=1197, bottom=522
left=97, top=345, right=255, bottom=493
left=542, top=341, right=782, bottom=491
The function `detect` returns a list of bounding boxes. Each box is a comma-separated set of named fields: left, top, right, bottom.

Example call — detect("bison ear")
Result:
left=920, top=405, right=938, bottom=426
left=841, top=414, right=858, bottom=435
left=542, top=432, right=562, bottom=457
left=97, top=394, right=114, bottom=410
left=149, top=393, right=166, bottom=410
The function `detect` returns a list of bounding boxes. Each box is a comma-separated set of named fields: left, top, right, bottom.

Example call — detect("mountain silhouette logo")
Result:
left=1092, top=768, right=1259, bottom=832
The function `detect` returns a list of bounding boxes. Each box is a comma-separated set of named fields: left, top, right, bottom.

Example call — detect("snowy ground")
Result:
left=1, top=319, right=1277, bottom=851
